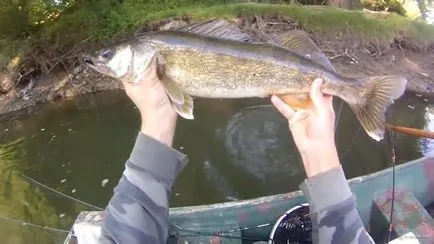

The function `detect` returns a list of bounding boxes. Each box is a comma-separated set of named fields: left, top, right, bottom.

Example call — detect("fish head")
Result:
left=84, top=43, right=132, bottom=79
left=84, top=39, right=157, bottom=82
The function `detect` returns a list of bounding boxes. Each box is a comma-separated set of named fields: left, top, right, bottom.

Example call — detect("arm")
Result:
left=271, top=78, right=374, bottom=244
left=299, top=156, right=375, bottom=243
left=99, top=132, right=187, bottom=244
left=98, top=56, right=183, bottom=244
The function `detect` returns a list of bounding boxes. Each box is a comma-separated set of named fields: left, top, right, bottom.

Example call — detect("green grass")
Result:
left=1, top=1, right=434, bottom=72
left=148, top=3, right=434, bottom=44
left=53, top=2, right=434, bottom=44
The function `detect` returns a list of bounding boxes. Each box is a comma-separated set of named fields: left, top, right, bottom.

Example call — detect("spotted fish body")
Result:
left=84, top=20, right=407, bottom=141
left=151, top=31, right=356, bottom=101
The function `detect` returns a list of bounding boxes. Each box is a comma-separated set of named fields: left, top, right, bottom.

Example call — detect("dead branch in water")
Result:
left=46, top=36, right=92, bottom=74
left=14, top=68, right=35, bottom=87
left=328, top=48, right=358, bottom=63
left=254, top=15, right=272, bottom=41
left=397, top=43, right=407, bottom=59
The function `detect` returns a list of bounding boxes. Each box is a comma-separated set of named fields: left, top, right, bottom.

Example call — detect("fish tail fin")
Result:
left=349, top=75, right=407, bottom=141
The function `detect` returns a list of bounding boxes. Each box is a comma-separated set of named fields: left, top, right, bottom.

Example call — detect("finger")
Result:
left=289, top=110, right=309, bottom=129
left=271, top=95, right=296, bottom=119
left=309, top=78, right=323, bottom=107
left=143, top=55, right=158, bottom=78
left=323, top=94, right=334, bottom=105
left=120, top=79, right=134, bottom=91
left=310, top=78, right=326, bottom=112
left=132, top=55, right=159, bottom=87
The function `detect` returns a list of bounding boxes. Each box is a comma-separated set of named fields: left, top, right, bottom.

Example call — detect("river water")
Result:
left=0, top=90, right=432, bottom=243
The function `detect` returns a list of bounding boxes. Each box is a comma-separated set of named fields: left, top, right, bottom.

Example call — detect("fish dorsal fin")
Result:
left=174, top=19, right=254, bottom=42
left=271, top=30, right=336, bottom=73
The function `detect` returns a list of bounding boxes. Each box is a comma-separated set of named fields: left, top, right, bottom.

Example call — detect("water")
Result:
left=0, top=90, right=432, bottom=243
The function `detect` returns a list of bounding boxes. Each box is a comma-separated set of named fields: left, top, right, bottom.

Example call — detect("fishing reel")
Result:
left=268, top=203, right=312, bottom=244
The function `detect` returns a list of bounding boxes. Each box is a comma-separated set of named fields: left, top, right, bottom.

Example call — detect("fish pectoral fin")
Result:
left=156, top=54, right=194, bottom=120
left=173, top=94, right=194, bottom=120
left=270, top=30, right=336, bottom=73
left=175, top=19, right=254, bottom=42
left=278, top=93, right=313, bottom=111
left=162, top=77, right=185, bottom=104
left=161, top=76, right=195, bottom=119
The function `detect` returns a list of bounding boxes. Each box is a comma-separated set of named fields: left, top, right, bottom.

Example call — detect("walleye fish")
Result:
left=84, top=20, right=407, bottom=141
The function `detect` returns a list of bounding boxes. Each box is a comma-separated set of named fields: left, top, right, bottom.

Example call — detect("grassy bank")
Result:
left=149, top=3, right=434, bottom=42
left=1, top=1, right=434, bottom=76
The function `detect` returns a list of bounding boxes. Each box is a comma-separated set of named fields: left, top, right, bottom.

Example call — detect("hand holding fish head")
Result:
left=84, top=40, right=159, bottom=84
left=122, top=55, right=178, bottom=147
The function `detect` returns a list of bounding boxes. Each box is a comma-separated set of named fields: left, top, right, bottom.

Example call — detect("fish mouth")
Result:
left=83, top=55, right=96, bottom=67
left=82, top=54, right=117, bottom=78
left=83, top=55, right=106, bottom=73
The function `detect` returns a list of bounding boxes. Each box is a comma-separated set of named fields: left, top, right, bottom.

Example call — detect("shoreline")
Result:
left=0, top=64, right=431, bottom=121
left=1, top=16, right=433, bottom=118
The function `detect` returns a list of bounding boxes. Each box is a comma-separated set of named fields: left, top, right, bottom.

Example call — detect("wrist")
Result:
left=140, top=118, right=177, bottom=147
left=300, top=144, right=340, bottom=178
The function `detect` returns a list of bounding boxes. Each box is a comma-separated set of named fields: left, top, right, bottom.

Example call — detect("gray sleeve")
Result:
left=99, top=132, right=188, bottom=244
left=299, top=166, right=375, bottom=244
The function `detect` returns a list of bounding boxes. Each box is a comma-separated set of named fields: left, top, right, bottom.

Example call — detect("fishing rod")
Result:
left=279, top=95, right=434, bottom=140
left=386, top=113, right=396, bottom=243
left=385, top=123, right=434, bottom=140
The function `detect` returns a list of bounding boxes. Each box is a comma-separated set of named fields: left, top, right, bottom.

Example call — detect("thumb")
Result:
left=310, top=78, right=326, bottom=112
left=142, top=55, right=161, bottom=88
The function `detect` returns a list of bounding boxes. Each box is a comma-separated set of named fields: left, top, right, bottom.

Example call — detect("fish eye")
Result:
left=101, top=49, right=114, bottom=60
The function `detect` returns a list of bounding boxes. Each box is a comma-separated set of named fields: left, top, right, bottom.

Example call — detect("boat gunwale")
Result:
left=168, top=156, right=433, bottom=214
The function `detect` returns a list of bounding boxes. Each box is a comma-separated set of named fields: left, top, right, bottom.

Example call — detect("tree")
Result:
left=327, top=0, right=361, bottom=9
left=416, top=0, right=434, bottom=21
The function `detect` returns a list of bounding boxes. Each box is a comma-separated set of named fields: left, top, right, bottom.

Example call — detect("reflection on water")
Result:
left=0, top=90, right=432, bottom=242
left=0, top=138, right=71, bottom=243
left=422, top=105, right=434, bottom=157
left=223, top=105, right=303, bottom=195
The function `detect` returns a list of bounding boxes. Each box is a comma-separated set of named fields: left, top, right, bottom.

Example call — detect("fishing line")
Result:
left=385, top=110, right=396, bottom=243
left=218, top=223, right=272, bottom=233
left=171, top=222, right=271, bottom=235
left=169, top=223, right=271, bottom=241
left=0, top=214, right=74, bottom=235
left=335, top=99, right=344, bottom=131
left=16, top=172, right=104, bottom=211
left=169, top=232, right=264, bottom=241
left=169, top=229, right=264, bottom=241
left=340, top=126, right=362, bottom=160
left=169, top=233, right=264, bottom=241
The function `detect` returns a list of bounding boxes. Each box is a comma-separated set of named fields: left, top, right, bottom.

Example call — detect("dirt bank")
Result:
left=0, top=15, right=433, bottom=117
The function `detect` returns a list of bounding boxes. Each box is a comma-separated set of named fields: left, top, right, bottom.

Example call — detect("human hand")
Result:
left=271, top=78, right=340, bottom=177
left=122, top=55, right=178, bottom=147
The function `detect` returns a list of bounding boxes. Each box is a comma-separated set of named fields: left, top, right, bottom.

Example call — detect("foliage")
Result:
left=0, top=0, right=434, bottom=74
left=360, top=0, right=406, bottom=15
left=416, top=0, right=434, bottom=21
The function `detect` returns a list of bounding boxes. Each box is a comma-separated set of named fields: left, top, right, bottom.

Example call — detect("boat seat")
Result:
left=370, top=188, right=434, bottom=242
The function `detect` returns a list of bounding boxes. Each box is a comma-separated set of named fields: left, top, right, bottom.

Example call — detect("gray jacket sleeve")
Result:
left=299, top=166, right=375, bottom=244
left=99, top=132, right=188, bottom=244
